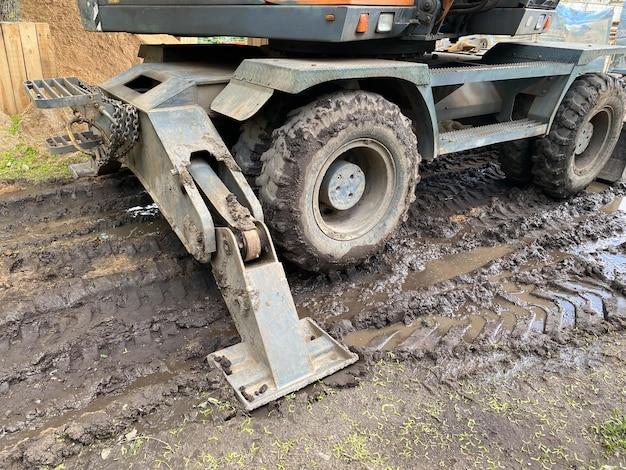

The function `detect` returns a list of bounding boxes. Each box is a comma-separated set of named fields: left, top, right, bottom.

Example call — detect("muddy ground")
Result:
left=8, top=1, right=626, bottom=467
left=0, top=148, right=625, bottom=469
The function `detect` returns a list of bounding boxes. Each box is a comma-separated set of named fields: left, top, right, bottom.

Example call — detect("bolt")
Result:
left=223, top=239, right=231, bottom=255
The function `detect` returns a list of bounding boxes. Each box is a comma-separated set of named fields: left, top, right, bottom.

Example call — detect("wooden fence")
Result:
left=0, top=22, right=57, bottom=115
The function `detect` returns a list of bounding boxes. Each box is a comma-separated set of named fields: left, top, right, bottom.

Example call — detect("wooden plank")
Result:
left=2, top=22, right=31, bottom=112
left=137, top=34, right=180, bottom=45
left=0, top=24, right=18, bottom=114
left=34, top=23, right=57, bottom=78
left=20, top=22, right=43, bottom=80
left=247, top=38, right=269, bottom=47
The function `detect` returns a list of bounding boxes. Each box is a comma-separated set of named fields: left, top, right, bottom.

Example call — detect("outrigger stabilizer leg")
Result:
left=184, top=160, right=358, bottom=410
left=24, top=76, right=358, bottom=411
left=209, top=222, right=358, bottom=409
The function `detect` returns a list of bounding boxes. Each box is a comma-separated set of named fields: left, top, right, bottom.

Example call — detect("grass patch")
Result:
left=6, top=115, right=21, bottom=135
left=594, top=409, right=626, bottom=453
left=0, top=143, right=85, bottom=183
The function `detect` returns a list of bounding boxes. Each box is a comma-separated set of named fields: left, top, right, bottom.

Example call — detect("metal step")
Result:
left=430, top=60, right=573, bottom=87
left=23, top=77, right=102, bottom=109
left=438, top=118, right=548, bottom=155
left=46, top=131, right=102, bottom=155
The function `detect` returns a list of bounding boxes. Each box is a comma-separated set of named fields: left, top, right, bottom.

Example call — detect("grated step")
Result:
left=438, top=119, right=548, bottom=155
left=430, top=60, right=573, bottom=86
left=23, top=77, right=102, bottom=109
left=46, top=132, right=103, bottom=155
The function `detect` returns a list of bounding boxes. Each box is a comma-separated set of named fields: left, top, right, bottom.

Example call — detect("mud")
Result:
left=1, top=149, right=625, bottom=468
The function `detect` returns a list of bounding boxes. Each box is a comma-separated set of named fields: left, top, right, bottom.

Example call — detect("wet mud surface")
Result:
left=1, top=149, right=626, bottom=468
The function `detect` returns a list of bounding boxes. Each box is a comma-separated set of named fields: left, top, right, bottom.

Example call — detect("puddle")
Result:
left=586, top=181, right=610, bottom=194
left=98, top=218, right=170, bottom=240
left=570, top=233, right=626, bottom=278
left=404, top=244, right=513, bottom=289
left=551, top=296, right=576, bottom=328
left=343, top=315, right=474, bottom=350
left=344, top=320, right=423, bottom=349
left=602, top=196, right=626, bottom=214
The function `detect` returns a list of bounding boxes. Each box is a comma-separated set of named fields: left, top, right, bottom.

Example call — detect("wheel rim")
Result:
left=574, top=107, right=612, bottom=173
left=313, top=138, right=396, bottom=241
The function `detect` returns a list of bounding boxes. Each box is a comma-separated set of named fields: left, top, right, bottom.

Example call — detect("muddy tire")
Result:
left=533, top=73, right=626, bottom=198
left=257, top=91, right=420, bottom=272
left=232, top=102, right=289, bottom=182
left=498, top=139, right=534, bottom=186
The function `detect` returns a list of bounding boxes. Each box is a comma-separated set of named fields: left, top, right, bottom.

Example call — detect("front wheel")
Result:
left=257, top=91, right=421, bottom=272
left=533, top=73, right=626, bottom=198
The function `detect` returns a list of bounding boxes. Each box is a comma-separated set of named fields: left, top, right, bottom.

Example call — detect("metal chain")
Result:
left=77, top=80, right=139, bottom=167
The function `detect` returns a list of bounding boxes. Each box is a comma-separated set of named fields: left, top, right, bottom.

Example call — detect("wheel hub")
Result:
left=575, top=121, right=594, bottom=155
left=319, top=160, right=366, bottom=211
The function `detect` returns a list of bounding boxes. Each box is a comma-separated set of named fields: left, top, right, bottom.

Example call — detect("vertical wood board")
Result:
left=35, top=23, right=56, bottom=78
left=0, top=22, right=57, bottom=114
left=20, top=22, right=43, bottom=80
left=1, top=22, right=30, bottom=111
left=0, top=26, right=18, bottom=115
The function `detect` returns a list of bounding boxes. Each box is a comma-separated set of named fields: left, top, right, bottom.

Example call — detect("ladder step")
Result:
left=430, top=60, right=573, bottom=86
left=438, top=119, right=548, bottom=155
left=46, top=131, right=102, bottom=155
left=23, top=77, right=102, bottom=109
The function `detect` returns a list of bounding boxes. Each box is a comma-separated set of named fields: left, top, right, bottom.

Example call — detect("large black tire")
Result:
left=257, top=91, right=421, bottom=272
left=498, top=139, right=534, bottom=186
left=533, top=73, right=626, bottom=198
left=232, top=101, right=290, bottom=182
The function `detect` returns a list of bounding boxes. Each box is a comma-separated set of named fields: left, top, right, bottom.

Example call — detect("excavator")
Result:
left=24, top=0, right=626, bottom=409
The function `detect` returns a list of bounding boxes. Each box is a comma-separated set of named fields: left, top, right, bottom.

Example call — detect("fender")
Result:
left=210, top=57, right=432, bottom=121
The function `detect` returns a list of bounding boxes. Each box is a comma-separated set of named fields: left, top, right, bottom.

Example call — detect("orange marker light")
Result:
left=543, top=15, right=552, bottom=30
left=325, top=14, right=335, bottom=22
left=356, top=13, right=369, bottom=33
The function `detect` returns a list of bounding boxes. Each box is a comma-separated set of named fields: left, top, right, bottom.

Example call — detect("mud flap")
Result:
left=209, top=225, right=358, bottom=411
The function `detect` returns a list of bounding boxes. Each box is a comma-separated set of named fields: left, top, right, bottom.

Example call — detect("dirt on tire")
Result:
left=533, top=72, right=626, bottom=198
left=257, top=91, right=420, bottom=272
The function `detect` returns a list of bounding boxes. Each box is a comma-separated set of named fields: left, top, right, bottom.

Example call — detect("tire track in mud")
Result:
left=1, top=152, right=626, bottom=468
left=325, top=150, right=626, bottom=359
left=0, top=172, right=235, bottom=458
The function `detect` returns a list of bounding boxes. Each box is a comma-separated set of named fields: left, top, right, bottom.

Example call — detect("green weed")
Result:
left=594, top=409, right=626, bottom=453
left=7, top=115, right=21, bottom=135
left=0, top=143, right=82, bottom=182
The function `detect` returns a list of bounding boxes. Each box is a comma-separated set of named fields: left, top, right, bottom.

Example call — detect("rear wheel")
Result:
left=257, top=91, right=420, bottom=272
left=498, top=139, right=534, bottom=186
left=232, top=101, right=290, bottom=184
left=533, top=73, right=626, bottom=198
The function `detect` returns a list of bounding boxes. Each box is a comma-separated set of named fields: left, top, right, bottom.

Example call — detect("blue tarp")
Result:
left=541, top=3, right=614, bottom=44
left=613, top=0, right=626, bottom=72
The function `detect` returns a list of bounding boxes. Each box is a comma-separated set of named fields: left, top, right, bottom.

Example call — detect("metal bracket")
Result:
left=209, top=224, right=358, bottom=411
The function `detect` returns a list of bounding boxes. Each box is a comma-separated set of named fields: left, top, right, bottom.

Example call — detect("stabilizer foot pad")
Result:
left=210, top=317, right=358, bottom=411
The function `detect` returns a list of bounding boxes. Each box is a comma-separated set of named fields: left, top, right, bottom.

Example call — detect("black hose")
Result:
left=448, top=0, right=498, bottom=14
